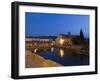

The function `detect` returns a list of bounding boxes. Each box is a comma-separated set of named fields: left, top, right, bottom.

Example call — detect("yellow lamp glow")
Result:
left=34, top=48, right=38, bottom=53
left=60, top=38, right=64, bottom=46
left=51, top=47, right=54, bottom=52
left=60, top=49, right=64, bottom=58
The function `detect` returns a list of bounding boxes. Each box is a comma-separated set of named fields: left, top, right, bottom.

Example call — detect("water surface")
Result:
left=33, top=47, right=89, bottom=66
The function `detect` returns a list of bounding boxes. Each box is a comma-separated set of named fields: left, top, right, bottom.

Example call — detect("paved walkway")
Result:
left=25, top=50, right=62, bottom=68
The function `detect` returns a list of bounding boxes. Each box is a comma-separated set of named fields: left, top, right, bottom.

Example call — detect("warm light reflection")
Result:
left=51, top=42, right=54, bottom=46
left=51, top=47, right=54, bottom=52
left=60, top=38, right=64, bottom=46
left=60, top=49, right=64, bottom=58
left=34, top=48, right=38, bottom=53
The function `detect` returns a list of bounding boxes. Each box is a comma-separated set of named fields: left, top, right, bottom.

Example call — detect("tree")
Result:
left=80, top=29, right=84, bottom=42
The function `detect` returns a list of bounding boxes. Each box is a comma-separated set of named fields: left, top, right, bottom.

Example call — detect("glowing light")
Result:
left=60, top=49, right=64, bottom=58
left=34, top=48, right=38, bottom=53
left=60, top=38, right=64, bottom=46
left=51, top=47, right=54, bottom=52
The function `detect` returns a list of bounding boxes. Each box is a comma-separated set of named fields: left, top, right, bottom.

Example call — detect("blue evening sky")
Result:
left=25, top=12, right=89, bottom=37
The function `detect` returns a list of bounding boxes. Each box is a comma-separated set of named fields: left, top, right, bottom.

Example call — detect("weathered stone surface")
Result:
left=25, top=50, right=62, bottom=68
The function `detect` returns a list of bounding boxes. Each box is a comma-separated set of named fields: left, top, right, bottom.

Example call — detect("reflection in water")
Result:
left=32, top=47, right=89, bottom=66
left=34, top=48, right=38, bottom=53
left=60, top=49, right=64, bottom=58
left=51, top=47, right=54, bottom=52
left=51, top=47, right=64, bottom=58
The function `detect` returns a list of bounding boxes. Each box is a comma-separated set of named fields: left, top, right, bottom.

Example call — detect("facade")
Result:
left=26, top=38, right=51, bottom=42
left=26, top=34, right=81, bottom=48
left=55, top=34, right=73, bottom=47
left=26, top=37, right=53, bottom=47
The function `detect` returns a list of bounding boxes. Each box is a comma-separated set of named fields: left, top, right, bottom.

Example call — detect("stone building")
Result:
left=55, top=34, right=73, bottom=47
left=26, top=37, right=53, bottom=47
